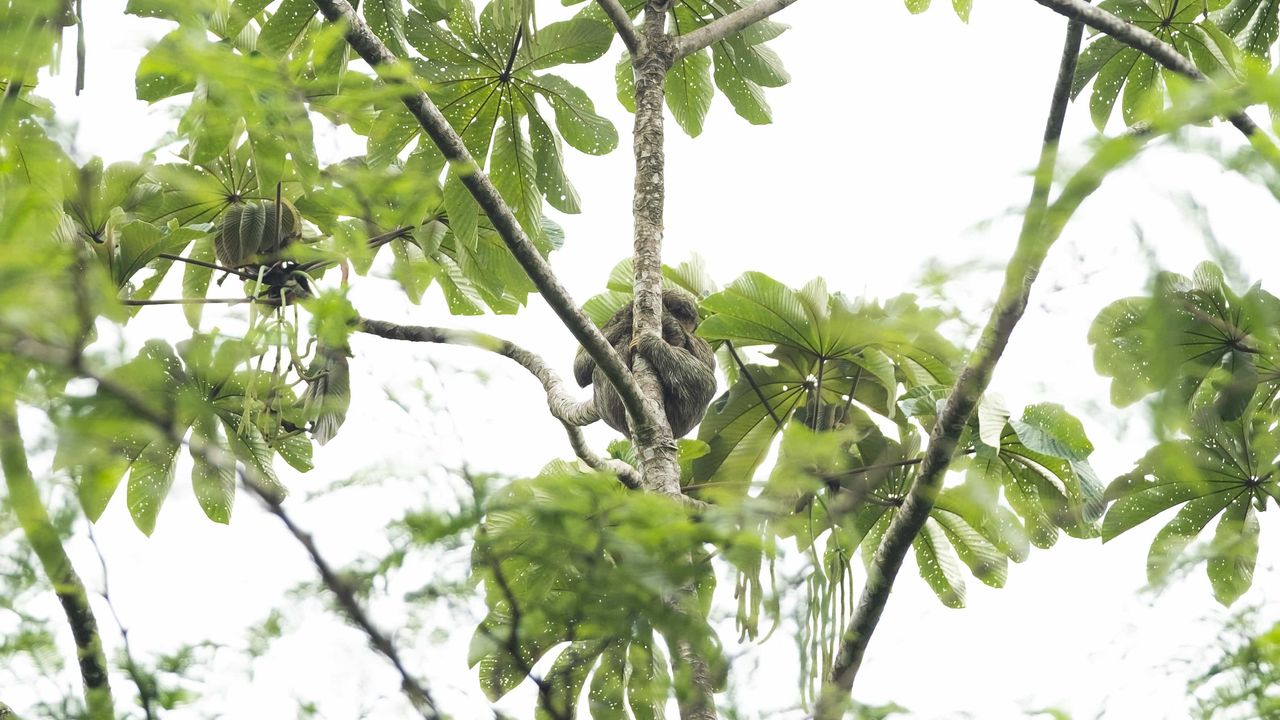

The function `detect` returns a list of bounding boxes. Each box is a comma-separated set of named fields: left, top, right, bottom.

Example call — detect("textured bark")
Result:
left=310, top=0, right=653, bottom=435
left=0, top=394, right=114, bottom=720
left=629, top=2, right=683, bottom=497
left=814, top=13, right=1091, bottom=717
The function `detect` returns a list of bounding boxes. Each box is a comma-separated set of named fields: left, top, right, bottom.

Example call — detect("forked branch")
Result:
left=672, top=0, right=803, bottom=60
left=308, top=0, right=654, bottom=435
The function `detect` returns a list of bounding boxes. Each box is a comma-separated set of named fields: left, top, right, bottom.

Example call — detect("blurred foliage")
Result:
left=3, top=0, right=1280, bottom=717
left=1092, top=263, right=1280, bottom=605
left=1190, top=609, right=1280, bottom=719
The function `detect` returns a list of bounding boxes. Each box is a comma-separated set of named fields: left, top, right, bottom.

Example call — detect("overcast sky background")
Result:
left=8, top=1, right=1280, bottom=718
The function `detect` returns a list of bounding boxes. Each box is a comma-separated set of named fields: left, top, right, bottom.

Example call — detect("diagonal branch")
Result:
left=308, top=0, right=654, bottom=435
left=1030, top=0, right=1261, bottom=139
left=595, top=0, right=641, bottom=55
left=355, top=317, right=643, bottom=488
left=672, top=0, right=803, bottom=60
left=8, top=338, right=442, bottom=719
left=814, top=12, right=1092, bottom=716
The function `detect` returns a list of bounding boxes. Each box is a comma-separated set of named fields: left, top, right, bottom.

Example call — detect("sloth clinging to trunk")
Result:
left=574, top=288, right=717, bottom=438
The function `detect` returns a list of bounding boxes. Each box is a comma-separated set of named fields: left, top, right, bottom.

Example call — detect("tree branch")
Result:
left=7, top=338, right=442, bottom=719
left=815, top=13, right=1092, bottom=716
left=1030, top=0, right=1263, bottom=139
left=308, top=0, right=653, bottom=435
left=672, top=0, right=802, bottom=60
left=355, top=316, right=643, bottom=487
left=0, top=392, right=114, bottom=720
left=595, top=0, right=641, bottom=55
left=237, top=478, right=443, bottom=719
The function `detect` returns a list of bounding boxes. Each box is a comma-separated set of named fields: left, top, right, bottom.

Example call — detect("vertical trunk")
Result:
left=0, top=394, right=115, bottom=720
left=631, top=5, right=719, bottom=719
left=629, top=0, right=682, bottom=496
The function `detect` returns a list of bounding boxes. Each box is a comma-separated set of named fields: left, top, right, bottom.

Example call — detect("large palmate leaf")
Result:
left=1089, top=262, right=1280, bottom=429
left=401, top=0, right=615, bottom=223
left=1103, top=408, right=1278, bottom=605
left=52, top=336, right=302, bottom=533
left=1215, top=0, right=1280, bottom=59
left=1072, top=0, right=1240, bottom=129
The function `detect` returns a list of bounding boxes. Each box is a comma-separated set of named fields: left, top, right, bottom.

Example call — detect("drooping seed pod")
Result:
left=214, top=198, right=301, bottom=269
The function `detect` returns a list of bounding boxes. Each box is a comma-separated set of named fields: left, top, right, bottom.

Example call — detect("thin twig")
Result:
left=724, top=341, right=781, bottom=429
left=157, top=252, right=258, bottom=280
left=87, top=527, right=158, bottom=720
left=354, top=316, right=647, bottom=489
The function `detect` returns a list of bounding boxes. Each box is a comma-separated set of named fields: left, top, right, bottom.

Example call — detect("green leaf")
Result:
left=364, top=0, right=411, bottom=57
left=977, top=393, right=1008, bottom=449
left=522, top=18, right=612, bottom=70
left=531, top=73, right=618, bottom=155
left=491, top=116, right=543, bottom=238
left=127, top=441, right=180, bottom=536
left=914, top=518, right=965, bottom=608
left=627, top=634, right=670, bottom=720
left=665, top=49, right=714, bottom=138
left=258, top=0, right=316, bottom=56
left=588, top=642, right=628, bottom=718
left=1207, top=494, right=1259, bottom=605
left=1090, top=46, right=1140, bottom=130
left=222, top=418, right=287, bottom=502
left=615, top=53, right=636, bottom=113
left=191, top=416, right=235, bottom=524
left=905, top=0, right=931, bottom=13
left=711, top=43, right=771, bottom=125
left=135, top=30, right=197, bottom=102
left=1009, top=403, right=1094, bottom=462
left=181, top=237, right=216, bottom=329
left=274, top=433, right=314, bottom=473
left=527, top=109, right=582, bottom=213
left=443, top=169, right=480, bottom=249
left=933, top=510, right=1008, bottom=588
left=536, top=640, right=607, bottom=718
left=1147, top=491, right=1234, bottom=584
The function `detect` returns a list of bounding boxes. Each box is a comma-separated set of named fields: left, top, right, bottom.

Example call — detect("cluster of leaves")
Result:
left=587, top=0, right=792, bottom=134
left=1190, top=610, right=1280, bottom=719
left=527, top=267, right=1101, bottom=697
left=1067, top=0, right=1280, bottom=130
left=1091, top=262, right=1280, bottom=604
left=469, top=463, right=768, bottom=719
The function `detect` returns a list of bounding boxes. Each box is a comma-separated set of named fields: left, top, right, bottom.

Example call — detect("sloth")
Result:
left=574, top=288, right=717, bottom=438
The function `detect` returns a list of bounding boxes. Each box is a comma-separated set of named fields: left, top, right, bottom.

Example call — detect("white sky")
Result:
left=9, top=1, right=1280, bottom=719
